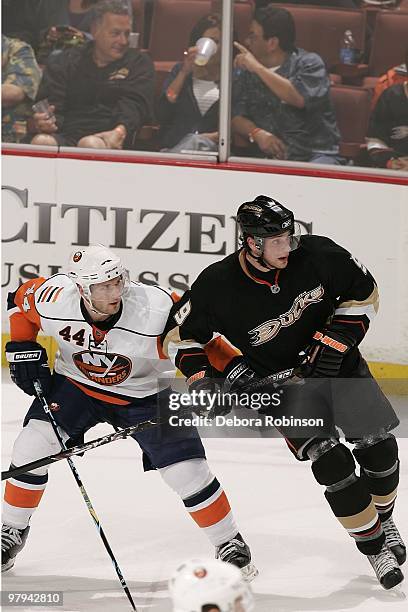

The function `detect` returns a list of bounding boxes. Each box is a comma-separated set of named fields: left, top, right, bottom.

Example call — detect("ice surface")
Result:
left=2, top=379, right=407, bottom=611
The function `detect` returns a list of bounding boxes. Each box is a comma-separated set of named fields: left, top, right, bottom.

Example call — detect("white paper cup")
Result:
left=194, top=37, right=217, bottom=66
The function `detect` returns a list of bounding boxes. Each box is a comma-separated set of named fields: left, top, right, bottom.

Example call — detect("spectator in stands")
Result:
left=31, top=0, right=154, bottom=149
left=36, top=1, right=133, bottom=65
left=35, top=1, right=98, bottom=65
left=371, top=60, right=407, bottom=111
left=157, top=14, right=222, bottom=153
left=1, top=2, right=122, bottom=62
left=40, top=1, right=104, bottom=34
left=366, top=51, right=408, bottom=171
left=231, top=6, right=342, bottom=163
left=2, top=35, right=41, bottom=143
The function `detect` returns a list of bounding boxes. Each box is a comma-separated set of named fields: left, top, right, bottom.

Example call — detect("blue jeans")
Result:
left=309, top=152, right=345, bottom=165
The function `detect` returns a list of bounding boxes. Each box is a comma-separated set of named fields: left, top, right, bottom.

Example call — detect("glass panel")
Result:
left=2, top=0, right=407, bottom=175
left=152, top=2, right=222, bottom=157
left=229, top=1, right=408, bottom=173
left=0, top=0, right=221, bottom=159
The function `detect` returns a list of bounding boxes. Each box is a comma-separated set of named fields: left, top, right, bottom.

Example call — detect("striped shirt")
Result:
left=192, top=78, right=219, bottom=116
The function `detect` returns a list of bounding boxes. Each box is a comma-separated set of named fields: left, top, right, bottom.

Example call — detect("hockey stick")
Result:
left=3, top=370, right=299, bottom=482
left=2, top=417, right=167, bottom=481
left=245, top=366, right=302, bottom=391
left=33, top=380, right=137, bottom=612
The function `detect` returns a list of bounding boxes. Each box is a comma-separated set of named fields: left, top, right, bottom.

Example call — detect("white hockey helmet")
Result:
left=67, top=244, right=130, bottom=307
left=169, top=559, right=254, bottom=612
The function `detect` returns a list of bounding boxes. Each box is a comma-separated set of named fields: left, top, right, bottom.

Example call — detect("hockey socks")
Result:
left=353, top=434, right=399, bottom=520
left=3, top=420, right=60, bottom=529
left=308, top=439, right=384, bottom=554
left=159, top=458, right=239, bottom=546
left=183, top=476, right=238, bottom=545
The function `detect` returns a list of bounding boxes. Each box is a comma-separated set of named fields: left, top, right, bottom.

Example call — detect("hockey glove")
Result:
left=5, top=341, right=51, bottom=396
left=223, top=358, right=259, bottom=394
left=186, top=369, right=227, bottom=419
left=301, top=325, right=357, bottom=378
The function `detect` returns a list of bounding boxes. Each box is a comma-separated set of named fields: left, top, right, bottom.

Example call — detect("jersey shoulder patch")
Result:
left=10, top=277, right=46, bottom=314
left=34, top=274, right=79, bottom=318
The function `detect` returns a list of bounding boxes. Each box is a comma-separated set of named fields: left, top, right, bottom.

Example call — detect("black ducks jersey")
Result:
left=163, top=235, right=379, bottom=378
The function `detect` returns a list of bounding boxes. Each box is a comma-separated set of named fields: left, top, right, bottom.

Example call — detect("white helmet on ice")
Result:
left=169, top=559, right=254, bottom=612
left=67, top=244, right=130, bottom=312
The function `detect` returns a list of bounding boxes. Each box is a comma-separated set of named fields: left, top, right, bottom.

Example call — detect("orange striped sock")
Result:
left=183, top=477, right=238, bottom=546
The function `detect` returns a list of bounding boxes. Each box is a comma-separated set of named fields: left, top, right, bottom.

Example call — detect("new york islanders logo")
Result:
left=73, top=351, right=132, bottom=385
left=249, top=285, right=325, bottom=346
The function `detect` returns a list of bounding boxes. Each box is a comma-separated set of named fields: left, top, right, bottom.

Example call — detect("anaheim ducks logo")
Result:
left=249, top=285, right=325, bottom=346
left=73, top=351, right=132, bottom=385
left=108, top=67, right=129, bottom=80
left=73, top=251, right=82, bottom=262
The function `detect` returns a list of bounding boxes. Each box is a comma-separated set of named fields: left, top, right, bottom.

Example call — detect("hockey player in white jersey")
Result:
left=2, top=245, right=256, bottom=579
left=169, top=558, right=254, bottom=612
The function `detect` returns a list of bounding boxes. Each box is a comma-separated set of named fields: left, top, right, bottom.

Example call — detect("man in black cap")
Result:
left=162, top=194, right=405, bottom=590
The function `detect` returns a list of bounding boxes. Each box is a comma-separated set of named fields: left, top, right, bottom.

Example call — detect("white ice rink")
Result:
left=2, top=378, right=407, bottom=612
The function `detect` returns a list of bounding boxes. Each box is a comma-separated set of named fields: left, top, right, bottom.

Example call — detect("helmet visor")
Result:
left=261, top=222, right=301, bottom=252
left=89, top=270, right=130, bottom=301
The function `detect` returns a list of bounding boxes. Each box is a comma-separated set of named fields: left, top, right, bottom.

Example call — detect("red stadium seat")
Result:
left=272, top=5, right=366, bottom=71
left=233, top=1, right=253, bottom=44
left=148, top=0, right=253, bottom=61
left=367, top=11, right=408, bottom=76
left=330, top=85, right=372, bottom=158
left=396, top=0, right=408, bottom=10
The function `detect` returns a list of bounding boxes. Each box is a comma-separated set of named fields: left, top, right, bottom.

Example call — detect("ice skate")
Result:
left=1, top=524, right=30, bottom=572
left=383, top=516, right=406, bottom=565
left=367, top=543, right=404, bottom=589
left=216, top=532, right=259, bottom=582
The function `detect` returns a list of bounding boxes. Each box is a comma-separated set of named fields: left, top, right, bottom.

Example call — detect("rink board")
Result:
left=2, top=153, right=408, bottom=367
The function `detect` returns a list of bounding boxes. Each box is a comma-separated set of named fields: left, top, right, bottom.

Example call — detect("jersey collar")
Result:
left=239, top=250, right=281, bottom=290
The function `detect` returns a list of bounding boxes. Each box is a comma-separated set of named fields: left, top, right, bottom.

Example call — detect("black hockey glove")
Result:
left=5, top=341, right=51, bottom=397
left=186, top=369, right=228, bottom=419
left=300, top=325, right=357, bottom=378
left=223, top=358, right=259, bottom=394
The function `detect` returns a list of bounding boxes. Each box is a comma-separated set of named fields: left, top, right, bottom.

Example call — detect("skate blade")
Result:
left=2, top=558, right=15, bottom=573
left=241, top=561, right=259, bottom=582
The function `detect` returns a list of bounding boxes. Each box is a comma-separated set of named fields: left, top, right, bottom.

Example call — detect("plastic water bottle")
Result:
left=339, top=30, right=357, bottom=65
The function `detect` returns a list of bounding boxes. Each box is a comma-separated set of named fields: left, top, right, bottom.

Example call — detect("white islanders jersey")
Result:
left=8, top=274, right=176, bottom=400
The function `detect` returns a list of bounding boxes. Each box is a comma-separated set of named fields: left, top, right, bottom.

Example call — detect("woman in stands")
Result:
left=157, top=13, right=224, bottom=154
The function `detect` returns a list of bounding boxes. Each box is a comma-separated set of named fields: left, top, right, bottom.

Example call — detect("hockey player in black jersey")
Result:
left=163, top=195, right=405, bottom=589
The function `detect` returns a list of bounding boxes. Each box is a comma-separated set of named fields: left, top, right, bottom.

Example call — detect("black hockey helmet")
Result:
left=237, top=196, right=299, bottom=266
left=237, top=195, right=294, bottom=239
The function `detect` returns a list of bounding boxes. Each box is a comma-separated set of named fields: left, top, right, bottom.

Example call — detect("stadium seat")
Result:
left=399, top=0, right=408, bottom=10
left=272, top=5, right=366, bottom=71
left=148, top=0, right=253, bottom=61
left=367, top=11, right=408, bottom=76
left=330, top=85, right=372, bottom=158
